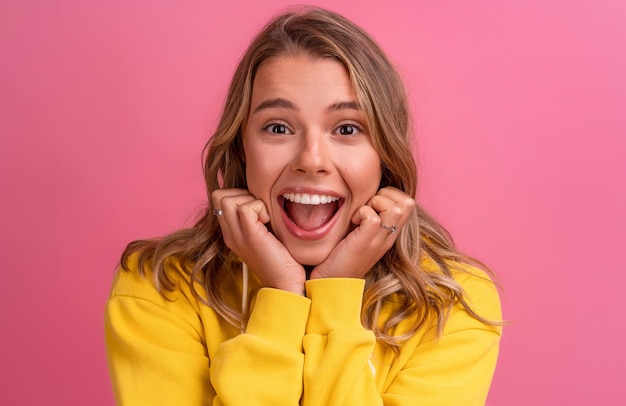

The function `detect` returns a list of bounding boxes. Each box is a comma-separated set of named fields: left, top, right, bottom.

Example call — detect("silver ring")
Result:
left=380, top=223, right=397, bottom=234
left=213, top=209, right=223, bottom=216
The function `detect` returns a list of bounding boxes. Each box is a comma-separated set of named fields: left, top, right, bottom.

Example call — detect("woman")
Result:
left=105, top=6, right=502, bottom=405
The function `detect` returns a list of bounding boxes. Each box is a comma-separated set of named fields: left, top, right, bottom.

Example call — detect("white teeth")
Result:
left=282, top=193, right=339, bottom=205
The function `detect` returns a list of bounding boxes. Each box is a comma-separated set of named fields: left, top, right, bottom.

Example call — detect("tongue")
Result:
left=286, top=201, right=337, bottom=231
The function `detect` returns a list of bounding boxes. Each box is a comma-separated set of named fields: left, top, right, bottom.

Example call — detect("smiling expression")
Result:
left=242, top=55, right=382, bottom=266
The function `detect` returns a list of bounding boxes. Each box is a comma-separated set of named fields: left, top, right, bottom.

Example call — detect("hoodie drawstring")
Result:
left=241, top=262, right=249, bottom=333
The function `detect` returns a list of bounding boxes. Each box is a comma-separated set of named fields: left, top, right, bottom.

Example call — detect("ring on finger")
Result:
left=213, top=209, right=223, bottom=216
left=380, top=222, right=398, bottom=235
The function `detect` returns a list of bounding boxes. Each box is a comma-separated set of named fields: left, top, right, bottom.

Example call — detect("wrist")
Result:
left=274, top=282, right=306, bottom=296
left=264, top=273, right=306, bottom=295
left=309, top=263, right=330, bottom=280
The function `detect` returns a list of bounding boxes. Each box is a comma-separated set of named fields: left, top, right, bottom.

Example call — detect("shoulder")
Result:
left=108, top=252, right=203, bottom=315
left=444, top=261, right=503, bottom=336
left=451, top=262, right=501, bottom=317
left=423, top=256, right=501, bottom=316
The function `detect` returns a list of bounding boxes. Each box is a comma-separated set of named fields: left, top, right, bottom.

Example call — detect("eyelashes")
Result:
left=264, top=122, right=291, bottom=135
left=262, top=121, right=365, bottom=137
left=336, top=123, right=363, bottom=137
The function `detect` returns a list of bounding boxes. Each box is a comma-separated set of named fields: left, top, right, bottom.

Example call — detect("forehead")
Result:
left=250, top=56, right=356, bottom=104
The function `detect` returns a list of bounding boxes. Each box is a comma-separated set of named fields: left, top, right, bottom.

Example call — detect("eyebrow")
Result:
left=252, top=98, right=297, bottom=113
left=252, top=99, right=361, bottom=114
left=326, top=101, right=360, bottom=113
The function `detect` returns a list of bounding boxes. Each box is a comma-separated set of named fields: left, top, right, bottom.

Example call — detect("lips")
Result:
left=279, top=192, right=342, bottom=232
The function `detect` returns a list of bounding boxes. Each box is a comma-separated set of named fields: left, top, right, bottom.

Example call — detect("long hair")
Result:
left=122, top=6, right=497, bottom=348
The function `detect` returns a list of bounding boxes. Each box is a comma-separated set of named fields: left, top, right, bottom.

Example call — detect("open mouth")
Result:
left=280, top=192, right=342, bottom=231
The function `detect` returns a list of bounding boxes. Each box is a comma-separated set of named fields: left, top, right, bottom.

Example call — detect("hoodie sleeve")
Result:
left=301, top=272, right=502, bottom=406
left=209, top=287, right=311, bottom=405
left=301, top=278, right=379, bottom=405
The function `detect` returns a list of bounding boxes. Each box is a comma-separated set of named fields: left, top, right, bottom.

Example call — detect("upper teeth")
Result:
left=282, top=193, right=339, bottom=205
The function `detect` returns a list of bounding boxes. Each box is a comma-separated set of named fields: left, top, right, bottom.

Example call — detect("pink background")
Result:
left=1, top=0, right=625, bottom=404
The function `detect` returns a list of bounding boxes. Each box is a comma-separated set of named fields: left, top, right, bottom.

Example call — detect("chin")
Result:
left=288, top=246, right=331, bottom=267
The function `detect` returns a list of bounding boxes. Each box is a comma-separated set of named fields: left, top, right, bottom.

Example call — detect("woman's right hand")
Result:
left=211, top=188, right=306, bottom=295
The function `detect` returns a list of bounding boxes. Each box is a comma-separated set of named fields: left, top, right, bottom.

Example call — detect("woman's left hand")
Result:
left=310, top=187, right=416, bottom=280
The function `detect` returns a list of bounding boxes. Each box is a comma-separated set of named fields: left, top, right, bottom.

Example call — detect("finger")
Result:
left=351, top=205, right=378, bottom=227
left=371, top=186, right=415, bottom=209
left=376, top=186, right=412, bottom=202
left=369, top=188, right=416, bottom=230
left=368, top=196, right=404, bottom=238
left=238, top=199, right=271, bottom=230
left=210, top=188, right=251, bottom=210
left=368, top=194, right=404, bottom=219
left=215, top=193, right=257, bottom=243
left=312, top=206, right=390, bottom=280
left=351, top=206, right=399, bottom=246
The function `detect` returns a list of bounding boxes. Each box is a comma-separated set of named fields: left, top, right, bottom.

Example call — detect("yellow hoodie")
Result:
left=105, top=256, right=501, bottom=405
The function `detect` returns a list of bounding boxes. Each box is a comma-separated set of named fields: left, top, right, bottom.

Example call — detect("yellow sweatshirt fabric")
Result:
left=105, top=256, right=502, bottom=405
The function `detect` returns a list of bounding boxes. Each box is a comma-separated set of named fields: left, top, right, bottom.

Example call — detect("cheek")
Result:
left=349, top=151, right=382, bottom=194
left=245, top=164, right=262, bottom=197
left=245, top=155, right=277, bottom=200
left=242, top=139, right=266, bottom=197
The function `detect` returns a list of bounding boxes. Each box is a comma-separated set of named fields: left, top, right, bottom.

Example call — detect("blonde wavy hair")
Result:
left=122, top=6, right=496, bottom=348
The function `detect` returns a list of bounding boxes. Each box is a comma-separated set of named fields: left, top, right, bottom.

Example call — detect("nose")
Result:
left=290, top=131, right=331, bottom=175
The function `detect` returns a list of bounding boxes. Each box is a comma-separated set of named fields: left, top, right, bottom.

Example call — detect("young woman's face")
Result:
left=242, top=55, right=382, bottom=266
